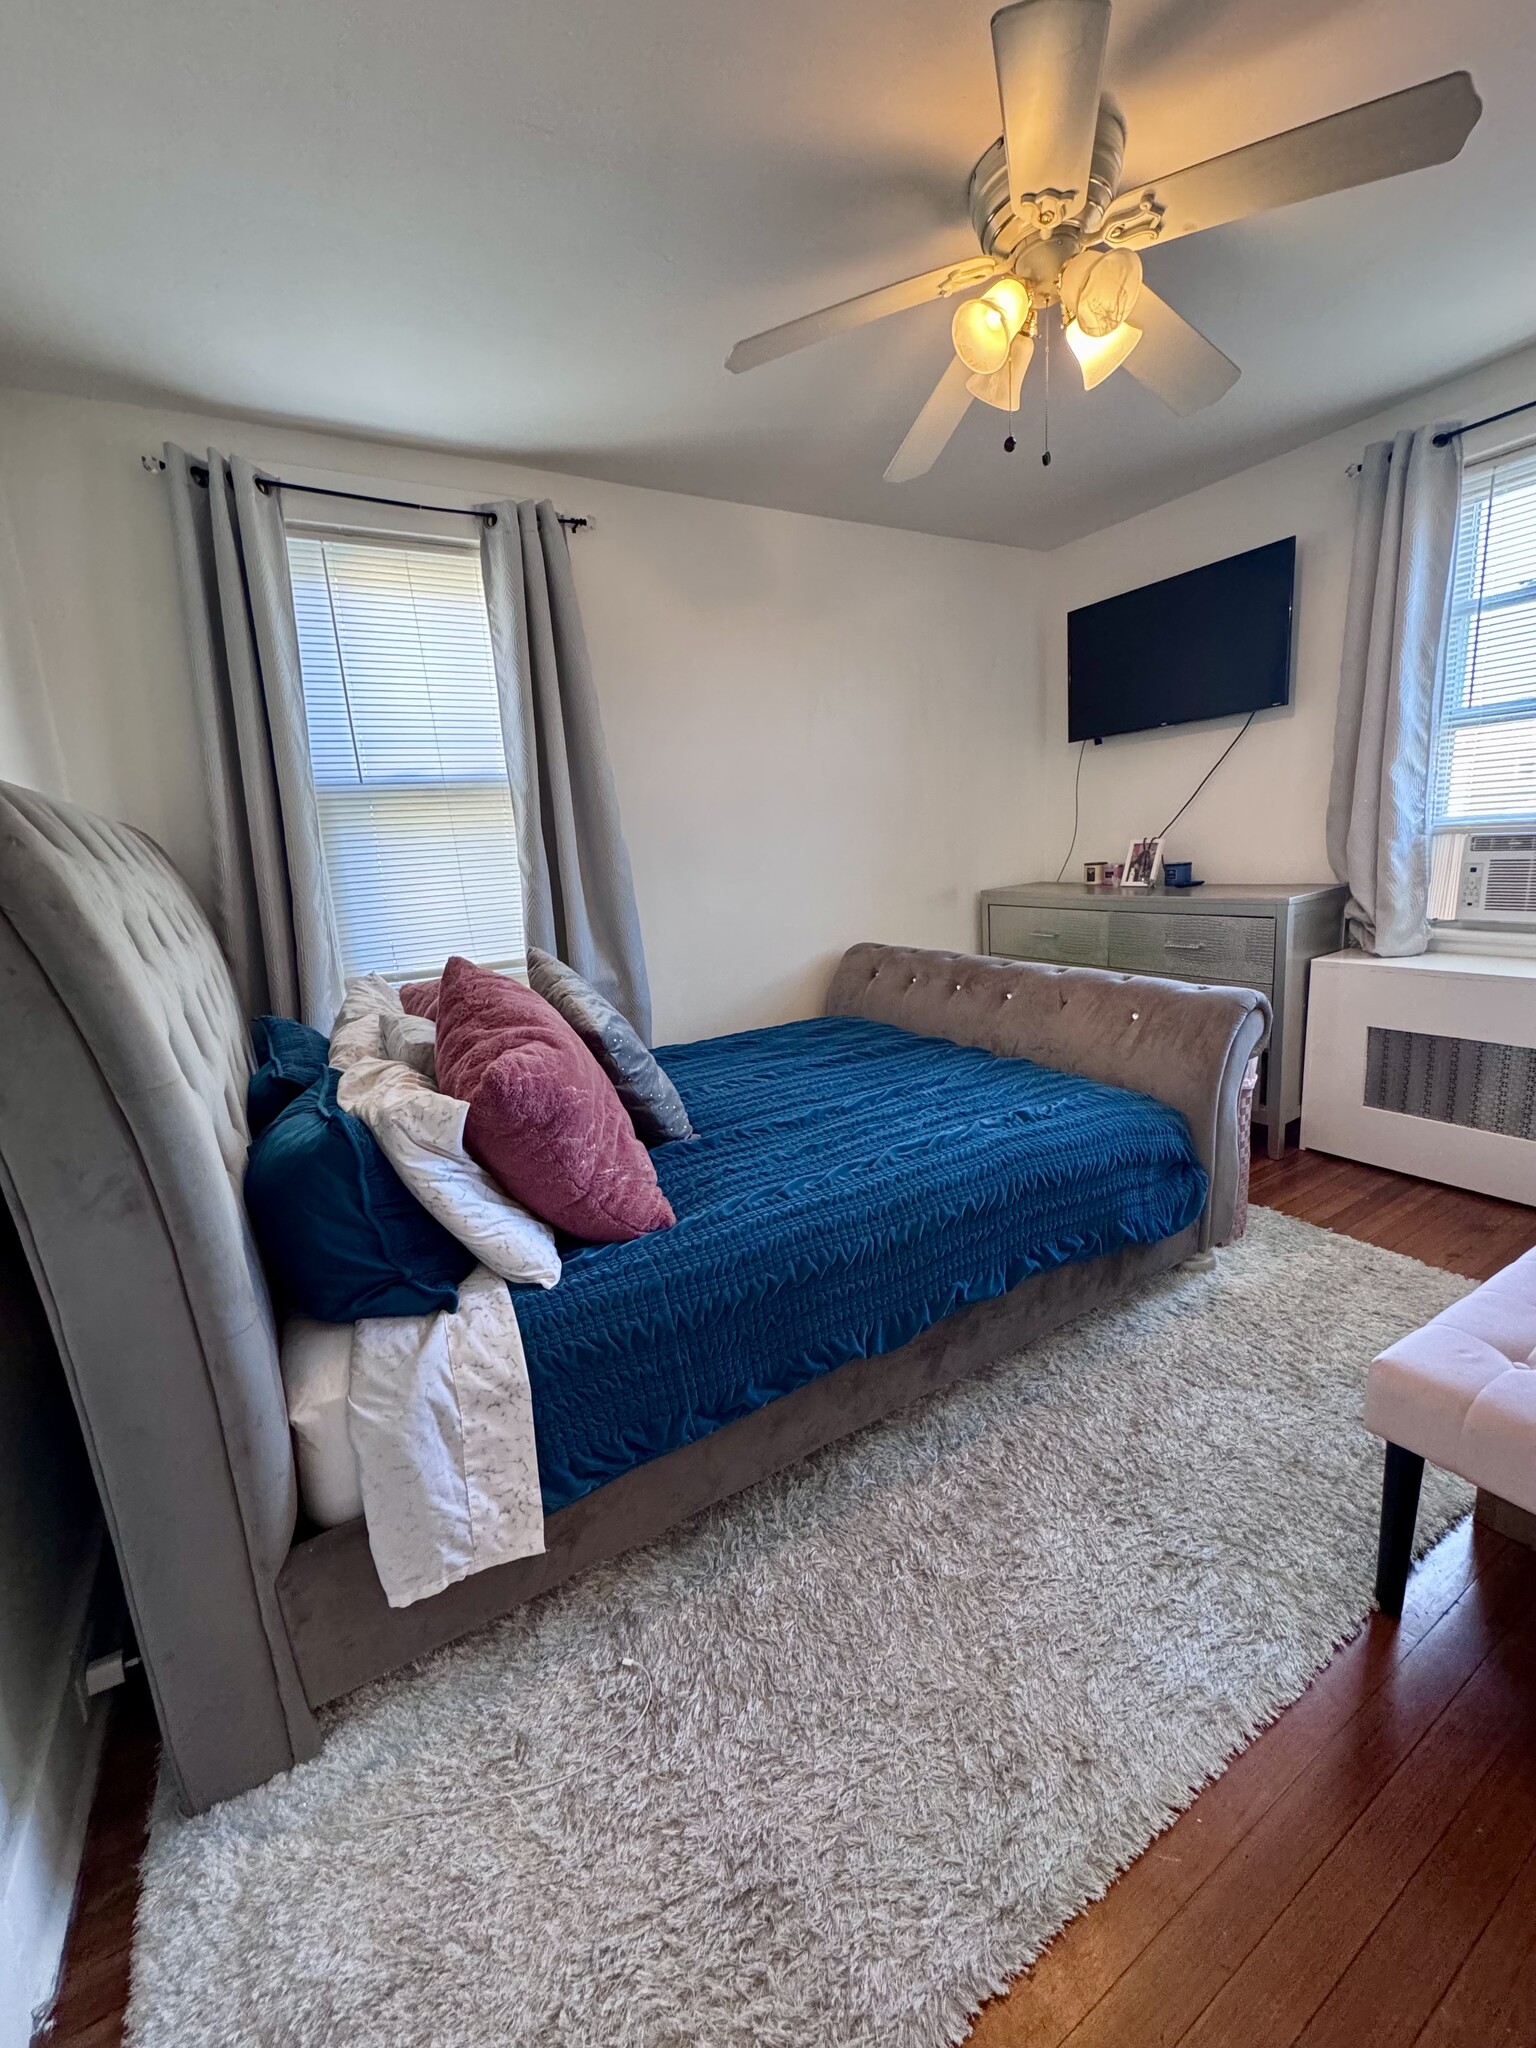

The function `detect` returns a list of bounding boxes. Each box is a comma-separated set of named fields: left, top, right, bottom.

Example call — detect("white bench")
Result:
left=1364, top=1247, right=1536, bottom=1615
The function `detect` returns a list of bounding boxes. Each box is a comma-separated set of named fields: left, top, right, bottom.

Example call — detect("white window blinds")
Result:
left=286, top=531, right=526, bottom=981
left=1431, top=447, right=1536, bottom=828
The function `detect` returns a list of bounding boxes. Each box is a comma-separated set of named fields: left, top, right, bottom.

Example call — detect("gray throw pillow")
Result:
left=526, top=947, right=694, bottom=1145
left=381, top=1009, right=437, bottom=1083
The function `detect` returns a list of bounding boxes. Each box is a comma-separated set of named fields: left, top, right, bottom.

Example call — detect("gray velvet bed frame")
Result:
left=0, top=782, right=1270, bottom=1813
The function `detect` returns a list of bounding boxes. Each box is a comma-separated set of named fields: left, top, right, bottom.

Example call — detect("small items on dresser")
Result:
left=1121, top=836, right=1164, bottom=888
left=1086, top=856, right=1203, bottom=889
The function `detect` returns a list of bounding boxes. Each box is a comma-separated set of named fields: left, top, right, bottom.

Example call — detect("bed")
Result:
left=0, top=782, right=1269, bottom=1811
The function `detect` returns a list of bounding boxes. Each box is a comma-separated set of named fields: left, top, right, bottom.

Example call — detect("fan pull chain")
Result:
left=1003, top=316, right=1032, bottom=454
left=1041, top=312, right=1052, bottom=468
left=1003, top=325, right=1021, bottom=454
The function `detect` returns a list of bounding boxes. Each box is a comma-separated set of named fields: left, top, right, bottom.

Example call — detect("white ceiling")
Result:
left=2, top=0, right=1532, bottom=547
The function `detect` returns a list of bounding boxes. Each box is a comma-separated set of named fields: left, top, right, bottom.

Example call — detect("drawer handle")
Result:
left=1163, top=941, right=1206, bottom=951
left=1030, top=931, right=1060, bottom=940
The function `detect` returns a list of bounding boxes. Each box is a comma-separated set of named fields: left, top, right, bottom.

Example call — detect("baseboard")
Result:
left=1475, top=1488, right=1536, bottom=1553
left=0, top=1535, right=107, bottom=2048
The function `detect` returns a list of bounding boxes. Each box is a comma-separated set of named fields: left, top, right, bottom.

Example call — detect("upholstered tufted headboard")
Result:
left=0, top=783, right=318, bottom=1808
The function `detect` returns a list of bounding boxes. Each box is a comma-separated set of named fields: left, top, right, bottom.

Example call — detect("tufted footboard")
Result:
left=825, top=943, right=1271, bottom=1251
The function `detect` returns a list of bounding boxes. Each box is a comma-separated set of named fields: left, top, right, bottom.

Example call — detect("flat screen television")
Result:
left=1067, top=536, right=1296, bottom=743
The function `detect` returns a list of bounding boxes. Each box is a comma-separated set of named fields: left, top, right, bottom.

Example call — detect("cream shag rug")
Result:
left=127, top=1211, right=1473, bottom=2048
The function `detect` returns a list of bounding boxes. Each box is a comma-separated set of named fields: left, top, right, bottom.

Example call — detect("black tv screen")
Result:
left=1067, top=537, right=1296, bottom=743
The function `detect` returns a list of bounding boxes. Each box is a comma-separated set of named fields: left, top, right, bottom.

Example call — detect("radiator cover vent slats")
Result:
left=1364, top=1026, right=1536, bottom=1141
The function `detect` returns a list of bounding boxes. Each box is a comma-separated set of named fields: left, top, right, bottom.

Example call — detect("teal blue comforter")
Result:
left=516, top=1014, right=1206, bottom=1511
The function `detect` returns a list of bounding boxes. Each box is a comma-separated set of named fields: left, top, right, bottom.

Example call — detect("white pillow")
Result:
left=381, top=1009, right=437, bottom=1082
left=335, top=1056, right=560, bottom=1289
left=330, top=973, right=404, bottom=1071
left=280, top=1316, right=363, bottom=1528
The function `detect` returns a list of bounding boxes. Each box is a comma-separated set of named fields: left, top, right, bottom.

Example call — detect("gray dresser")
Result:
left=979, top=882, right=1347, bottom=1157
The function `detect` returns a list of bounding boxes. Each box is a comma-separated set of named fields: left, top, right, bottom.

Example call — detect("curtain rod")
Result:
left=142, top=454, right=590, bottom=531
left=1433, top=400, right=1536, bottom=448
left=1346, top=397, right=1536, bottom=475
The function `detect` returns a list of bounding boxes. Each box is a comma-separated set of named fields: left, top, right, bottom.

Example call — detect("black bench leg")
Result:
left=1375, top=1443, right=1426, bottom=1619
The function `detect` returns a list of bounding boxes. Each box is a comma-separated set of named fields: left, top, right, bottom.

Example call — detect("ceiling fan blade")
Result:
left=726, top=256, right=1000, bottom=373
left=885, top=358, right=975, bottom=483
left=1123, top=288, right=1240, bottom=416
left=1106, top=71, right=1481, bottom=249
left=991, top=0, right=1111, bottom=231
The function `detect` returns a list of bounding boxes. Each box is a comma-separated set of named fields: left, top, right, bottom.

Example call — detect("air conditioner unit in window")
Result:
left=1430, top=830, right=1536, bottom=924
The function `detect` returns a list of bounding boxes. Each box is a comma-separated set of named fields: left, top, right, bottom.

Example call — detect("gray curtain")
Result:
left=479, top=500, right=653, bottom=1041
left=165, top=446, right=344, bottom=1030
left=1326, top=426, right=1462, bottom=956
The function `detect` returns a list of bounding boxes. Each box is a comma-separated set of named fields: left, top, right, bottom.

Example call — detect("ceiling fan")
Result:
left=726, top=0, right=1481, bottom=482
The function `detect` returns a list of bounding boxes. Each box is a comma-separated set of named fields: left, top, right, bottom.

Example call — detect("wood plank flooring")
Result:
left=41, top=1683, right=157, bottom=2048
left=969, top=1149, right=1536, bottom=2048
left=1248, top=1147, right=1536, bottom=1283
left=37, top=1148, right=1536, bottom=2048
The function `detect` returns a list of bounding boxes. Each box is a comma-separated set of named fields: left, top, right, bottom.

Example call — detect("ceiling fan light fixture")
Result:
left=951, top=276, right=1032, bottom=374
left=725, top=18, right=1481, bottom=470
left=1065, top=316, right=1143, bottom=389
left=966, top=328, right=1036, bottom=411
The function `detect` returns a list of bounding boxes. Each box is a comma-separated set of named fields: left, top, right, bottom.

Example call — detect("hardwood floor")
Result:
left=967, top=1150, right=1536, bottom=2048
left=1249, top=1148, right=1536, bottom=1285
left=41, top=1683, right=156, bottom=2048
left=38, top=1149, right=1536, bottom=2048
left=968, top=1519, right=1536, bottom=2048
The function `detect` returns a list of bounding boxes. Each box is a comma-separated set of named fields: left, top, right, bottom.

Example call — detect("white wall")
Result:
left=14, top=348, right=1533, bottom=1019
left=1017, top=341, right=1536, bottom=891
left=0, top=488, right=64, bottom=804
left=0, top=387, right=1039, bottom=1043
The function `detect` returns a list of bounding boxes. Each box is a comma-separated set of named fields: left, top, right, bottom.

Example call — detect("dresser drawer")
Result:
left=987, top=904, right=1109, bottom=967
left=1106, top=911, right=1275, bottom=989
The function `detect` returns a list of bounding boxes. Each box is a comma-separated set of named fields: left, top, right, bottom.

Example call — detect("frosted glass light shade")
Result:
left=1065, top=317, right=1142, bottom=389
left=985, top=275, right=1030, bottom=334
left=1060, top=249, right=1143, bottom=337
left=952, top=276, right=1032, bottom=374
left=966, top=329, right=1035, bottom=410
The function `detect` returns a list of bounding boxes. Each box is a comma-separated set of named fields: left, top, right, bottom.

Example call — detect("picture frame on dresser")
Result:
left=1122, top=837, right=1164, bottom=888
left=978, top=880, right=1347, bottom=1158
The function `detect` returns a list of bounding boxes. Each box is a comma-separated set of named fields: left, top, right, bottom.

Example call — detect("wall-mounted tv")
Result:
left=1067, top=537, right=1296, bottom=744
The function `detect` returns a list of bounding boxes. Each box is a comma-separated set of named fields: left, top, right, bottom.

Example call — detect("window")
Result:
left=1431, top=448, right=1536, bottom=829
left=287, top=530, right=526, bottom=980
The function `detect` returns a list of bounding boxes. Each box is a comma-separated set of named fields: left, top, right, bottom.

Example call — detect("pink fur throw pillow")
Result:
left=431, top=957, right=674, bottom=1244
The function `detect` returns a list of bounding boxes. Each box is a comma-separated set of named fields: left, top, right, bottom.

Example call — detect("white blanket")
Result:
left=345, top=1267, right=545, bottom=1608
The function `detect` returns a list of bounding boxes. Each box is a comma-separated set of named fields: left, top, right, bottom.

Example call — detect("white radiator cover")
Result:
left=1301, top=950, right=1536, bottom=1206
